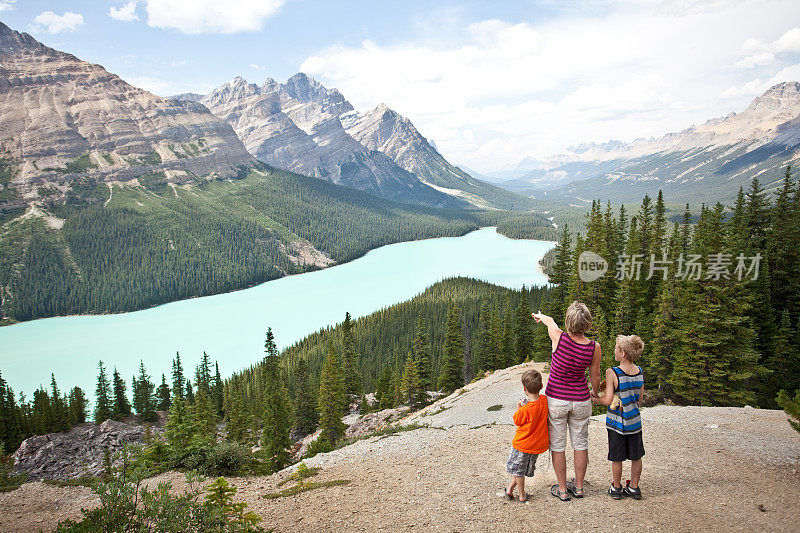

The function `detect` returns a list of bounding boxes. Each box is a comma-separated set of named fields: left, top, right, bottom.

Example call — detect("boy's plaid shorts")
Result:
left=506, top=447, right=538, bottom=477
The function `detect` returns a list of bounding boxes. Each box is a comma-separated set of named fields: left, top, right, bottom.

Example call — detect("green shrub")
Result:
left=486, top=404, right=502, bottom=412
left=304, top=438, right=335, bottom=458
left=777, top=389, right=800, bottom=433
left=56, top=445, right=265, bottom=532
left=165, top=442, right=252, bottom=477
left=0, top=454, right=27, bottom=492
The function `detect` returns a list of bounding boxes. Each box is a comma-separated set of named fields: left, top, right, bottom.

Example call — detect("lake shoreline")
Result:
left=0, top=226, right=553, bottom=329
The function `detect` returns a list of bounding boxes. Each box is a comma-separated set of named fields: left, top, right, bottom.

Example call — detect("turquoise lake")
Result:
left=0, top=227, right=554, bottom=399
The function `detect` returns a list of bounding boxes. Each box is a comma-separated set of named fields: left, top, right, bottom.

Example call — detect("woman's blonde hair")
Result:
left=564, top=301, right=592, bottom=336
left=616, top=334, right=644, bottom=361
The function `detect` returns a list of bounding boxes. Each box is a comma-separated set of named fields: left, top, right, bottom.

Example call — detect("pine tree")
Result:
left=514, top=290, right=535, bottom=363
left=648, top=223, right=681, bottom=394
left=761, top=311, right=800, bottom=408
left=375, top=364, right=395, bottom=410
left=0, top=372, right=22, bottom=453
left=500, top=300, right=515, bottom=368
left=668, top=204, right=761, bottom=406
left=261, top=327, right=292, bottom=471
left=767, top=166, right=800, bottom=321
left=340, top=312, right=363, bottom=399
left=438, top=303, right=466, bottom=393
left=411, top=315, right=432, bottom=389
left=171, top=352, right=185, bottom=401
left=111, top=368, right=131, bottom=420
left=193, top=389, right=217, bottom=443
left=185, top=379, right=195, bottom=405
left=156, top=374, right=171, bottom=411
left=67, top=386, right=87, bottom=426
left=550, top=224, right=573, bottom=321
left=292, top=358, right=318, bottom=436
left=94, top=361, right=112, bottom=424
left=49, top=374, right=68, bottom=432
left=474, top=301, right=492, bottom=372
left=318, top=341, right=347, bottom=444
left=400, top=355, right=425, bottom=410
left=195, top=352, right=213, bottom=396
left=212, top=362, right=224, bottom=416
left=164, top=396, right=201, bottom=452
left=132, top=361, right=156, bottom=421
left=224, top=387, right=252, bottom=445
left=777, top=389, right=800, bottom=433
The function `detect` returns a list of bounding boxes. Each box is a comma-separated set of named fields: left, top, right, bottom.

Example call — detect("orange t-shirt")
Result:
left=512, top=395, right=549, bottom=454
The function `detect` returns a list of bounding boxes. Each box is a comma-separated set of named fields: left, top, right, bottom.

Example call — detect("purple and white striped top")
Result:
left=544, top=332, right=595, bottom=402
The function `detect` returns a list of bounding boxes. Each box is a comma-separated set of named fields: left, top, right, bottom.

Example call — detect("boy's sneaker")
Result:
left=623, top=480, right=642, bottom=500
left=608, top=483, right=623, bottom=500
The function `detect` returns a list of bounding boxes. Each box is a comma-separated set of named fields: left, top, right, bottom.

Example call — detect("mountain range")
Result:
left=0, top=22, right=253, bottom=213
left=500, top=82, right=800, bottom=203
left=178, top=75, right=536, bottom=210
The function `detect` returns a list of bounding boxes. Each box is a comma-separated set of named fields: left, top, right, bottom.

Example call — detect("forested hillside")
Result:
left=0, top=165, right=556, bottom=323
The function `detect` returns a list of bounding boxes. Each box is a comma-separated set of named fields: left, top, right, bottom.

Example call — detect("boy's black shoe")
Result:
left=608, top=483, right=623, bottom=500
left=623, top=480, right=642, bottom=500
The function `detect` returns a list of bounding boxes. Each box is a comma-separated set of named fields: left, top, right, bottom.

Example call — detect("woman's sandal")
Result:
left=550, top=484, right=571, bottom=501
left=497, top=489, right=514, bottom=501
left=566, top=480, right=585, bottom=498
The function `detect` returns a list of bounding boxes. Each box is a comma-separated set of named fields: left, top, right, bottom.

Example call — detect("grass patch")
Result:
left=263, top=479, right=350, bottom=499
left=102, top=153, right=115, bottom=165
left=487, top=404, right=503, bottom=412
left=64, top=154, right=98, bottom=174
left=425, top=405, right=452, bottom=417
left=276, top=464, right=320, bottom=488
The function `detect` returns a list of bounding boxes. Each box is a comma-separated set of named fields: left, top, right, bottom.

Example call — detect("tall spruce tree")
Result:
left=171, top=352, right=185, bottom=401
left=132, top=361, right=156, bottom=421
left=67, top=386, right=87, bottom=425
left=411, top=314, right=432, bottom=389
left=111, top=369, right=131, bottom=420
left=514, top=289, right=535, bottom=363
left=550, top=224, right=573, bottom=321
left=156, top=374, right=171, bottom=411
left=93, top=361, right=112, bottom=423
left=438, top=303, right=466, bottom=393
left=340, top=312, right=363, bottom=399
left=318, top=341, right=347, bottom=443
left=261, top=327, right=292, bottom=471
left=212, top=362, right=224, bottom=416
left=400, top=355, right=425, bottom=410
left=224, top=387, right=252, bottom=445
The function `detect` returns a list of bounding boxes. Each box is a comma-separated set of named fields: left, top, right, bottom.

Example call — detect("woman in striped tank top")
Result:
left=532, top=302, right=601, bottom=501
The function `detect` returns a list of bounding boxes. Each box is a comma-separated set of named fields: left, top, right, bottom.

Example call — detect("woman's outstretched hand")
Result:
left=531, top=311, right=543, bottom=323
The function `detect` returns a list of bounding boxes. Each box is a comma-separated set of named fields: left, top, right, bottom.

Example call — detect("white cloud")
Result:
left=143, top=0, right=284, bottom=34
left=735, top=26, right=800, bottom=68
left=31, top=11, right=84, bottom=34
left=109, top=1, right=139, bottom=22
left=127, top=75, right=214, bottom=97
left=0, top=0, right=16, bottom=13
left=721, top=63, right=800, bottom=98
left=301, top=1, right=800, bottom=171
left=734, top=52, right=776, bottom=68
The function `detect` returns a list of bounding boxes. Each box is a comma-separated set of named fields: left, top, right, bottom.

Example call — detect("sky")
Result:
left=1, top=1, right=799, bottom=173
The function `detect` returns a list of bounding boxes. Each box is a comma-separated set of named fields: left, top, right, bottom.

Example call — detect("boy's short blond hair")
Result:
left=521, top=369, right=543, bottom=394
left=616, top=334, right=644, bottom=361
left=565, top=301, right=592, bottom=336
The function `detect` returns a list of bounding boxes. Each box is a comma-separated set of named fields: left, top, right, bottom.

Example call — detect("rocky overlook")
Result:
left=0, top=22, right=253, bottom=210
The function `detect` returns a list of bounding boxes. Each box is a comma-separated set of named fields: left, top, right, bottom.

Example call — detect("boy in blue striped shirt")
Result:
left=591, top=334, right=645, bottom=500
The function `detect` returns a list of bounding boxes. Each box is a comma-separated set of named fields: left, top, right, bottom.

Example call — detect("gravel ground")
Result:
left=2, top=362, right=799, bottom=532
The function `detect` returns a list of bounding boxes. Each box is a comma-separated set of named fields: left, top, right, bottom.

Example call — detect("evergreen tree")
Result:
left=318, top=341, right=347, bottom=443
left=375, top=364, right=394, bottom=409
left=400, top=355, right=425, bottom=410
left=49, top=374, right=69, bottom=432
left=500, top=299, right=516, bottom=368
left=185, top=379, right=195, bottom=405
left=292, top=358, right=318, bottom=436
left=163, top=396, right=201, bottom=452
left=411, top=315, right=432, bottom=389
left=767, top=166, right=800, bottom=321
left=156, top=374, right=171, bottom=411
left=67, top=386, right=87, bottom=426
left=777, top=389, right=800, bottom=434
left=550, top=224, right=573, bottom=320
left=340, top=312, right=363, bottom=399
left=111, top=369, right=131, bottom=420
left=193, top=389, right=217, bottom=443
left=93, top=361, right=112, bottom=424
left=438, top=303, right=466, bottom=393
left=261, top=327, right=292, bottom=471
left=0, top=372, right=22, bottom=453
left=668, top=204, right=761, bottom=405
left=474, top=301, right=492, bottom=372
left=514, top=289, right=535, bottom=363
left=195, top=352, right=213, bottom=396
left=224, top=387, right=252, bottom=445
left=212, top=362, right=224, bottom=417
left=171, top=352, right=185, bottom=401
left=761, top=311, right=800, bottom=408
left=132, top=361, right=156, bottom=421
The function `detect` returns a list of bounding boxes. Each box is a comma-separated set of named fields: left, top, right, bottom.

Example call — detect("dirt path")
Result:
left=2, top=363, right=799, bottom=532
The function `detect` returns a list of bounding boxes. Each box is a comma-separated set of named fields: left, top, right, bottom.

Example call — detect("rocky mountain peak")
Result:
left=0, top=21, right=47, bottom=55
left=746, top=81, right=800, bottom=112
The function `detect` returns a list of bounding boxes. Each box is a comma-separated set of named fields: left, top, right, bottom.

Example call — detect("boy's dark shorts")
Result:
left=607, top=429, right=645, bottom=462
left=507, top=448, right=538, bottom=477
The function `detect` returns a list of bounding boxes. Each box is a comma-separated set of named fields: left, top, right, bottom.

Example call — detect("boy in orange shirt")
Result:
left=502, top=369, right=549, bottom=502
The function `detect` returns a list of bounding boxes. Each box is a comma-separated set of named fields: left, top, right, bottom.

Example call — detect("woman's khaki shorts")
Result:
left=547, top=397, right=592, bottom=452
